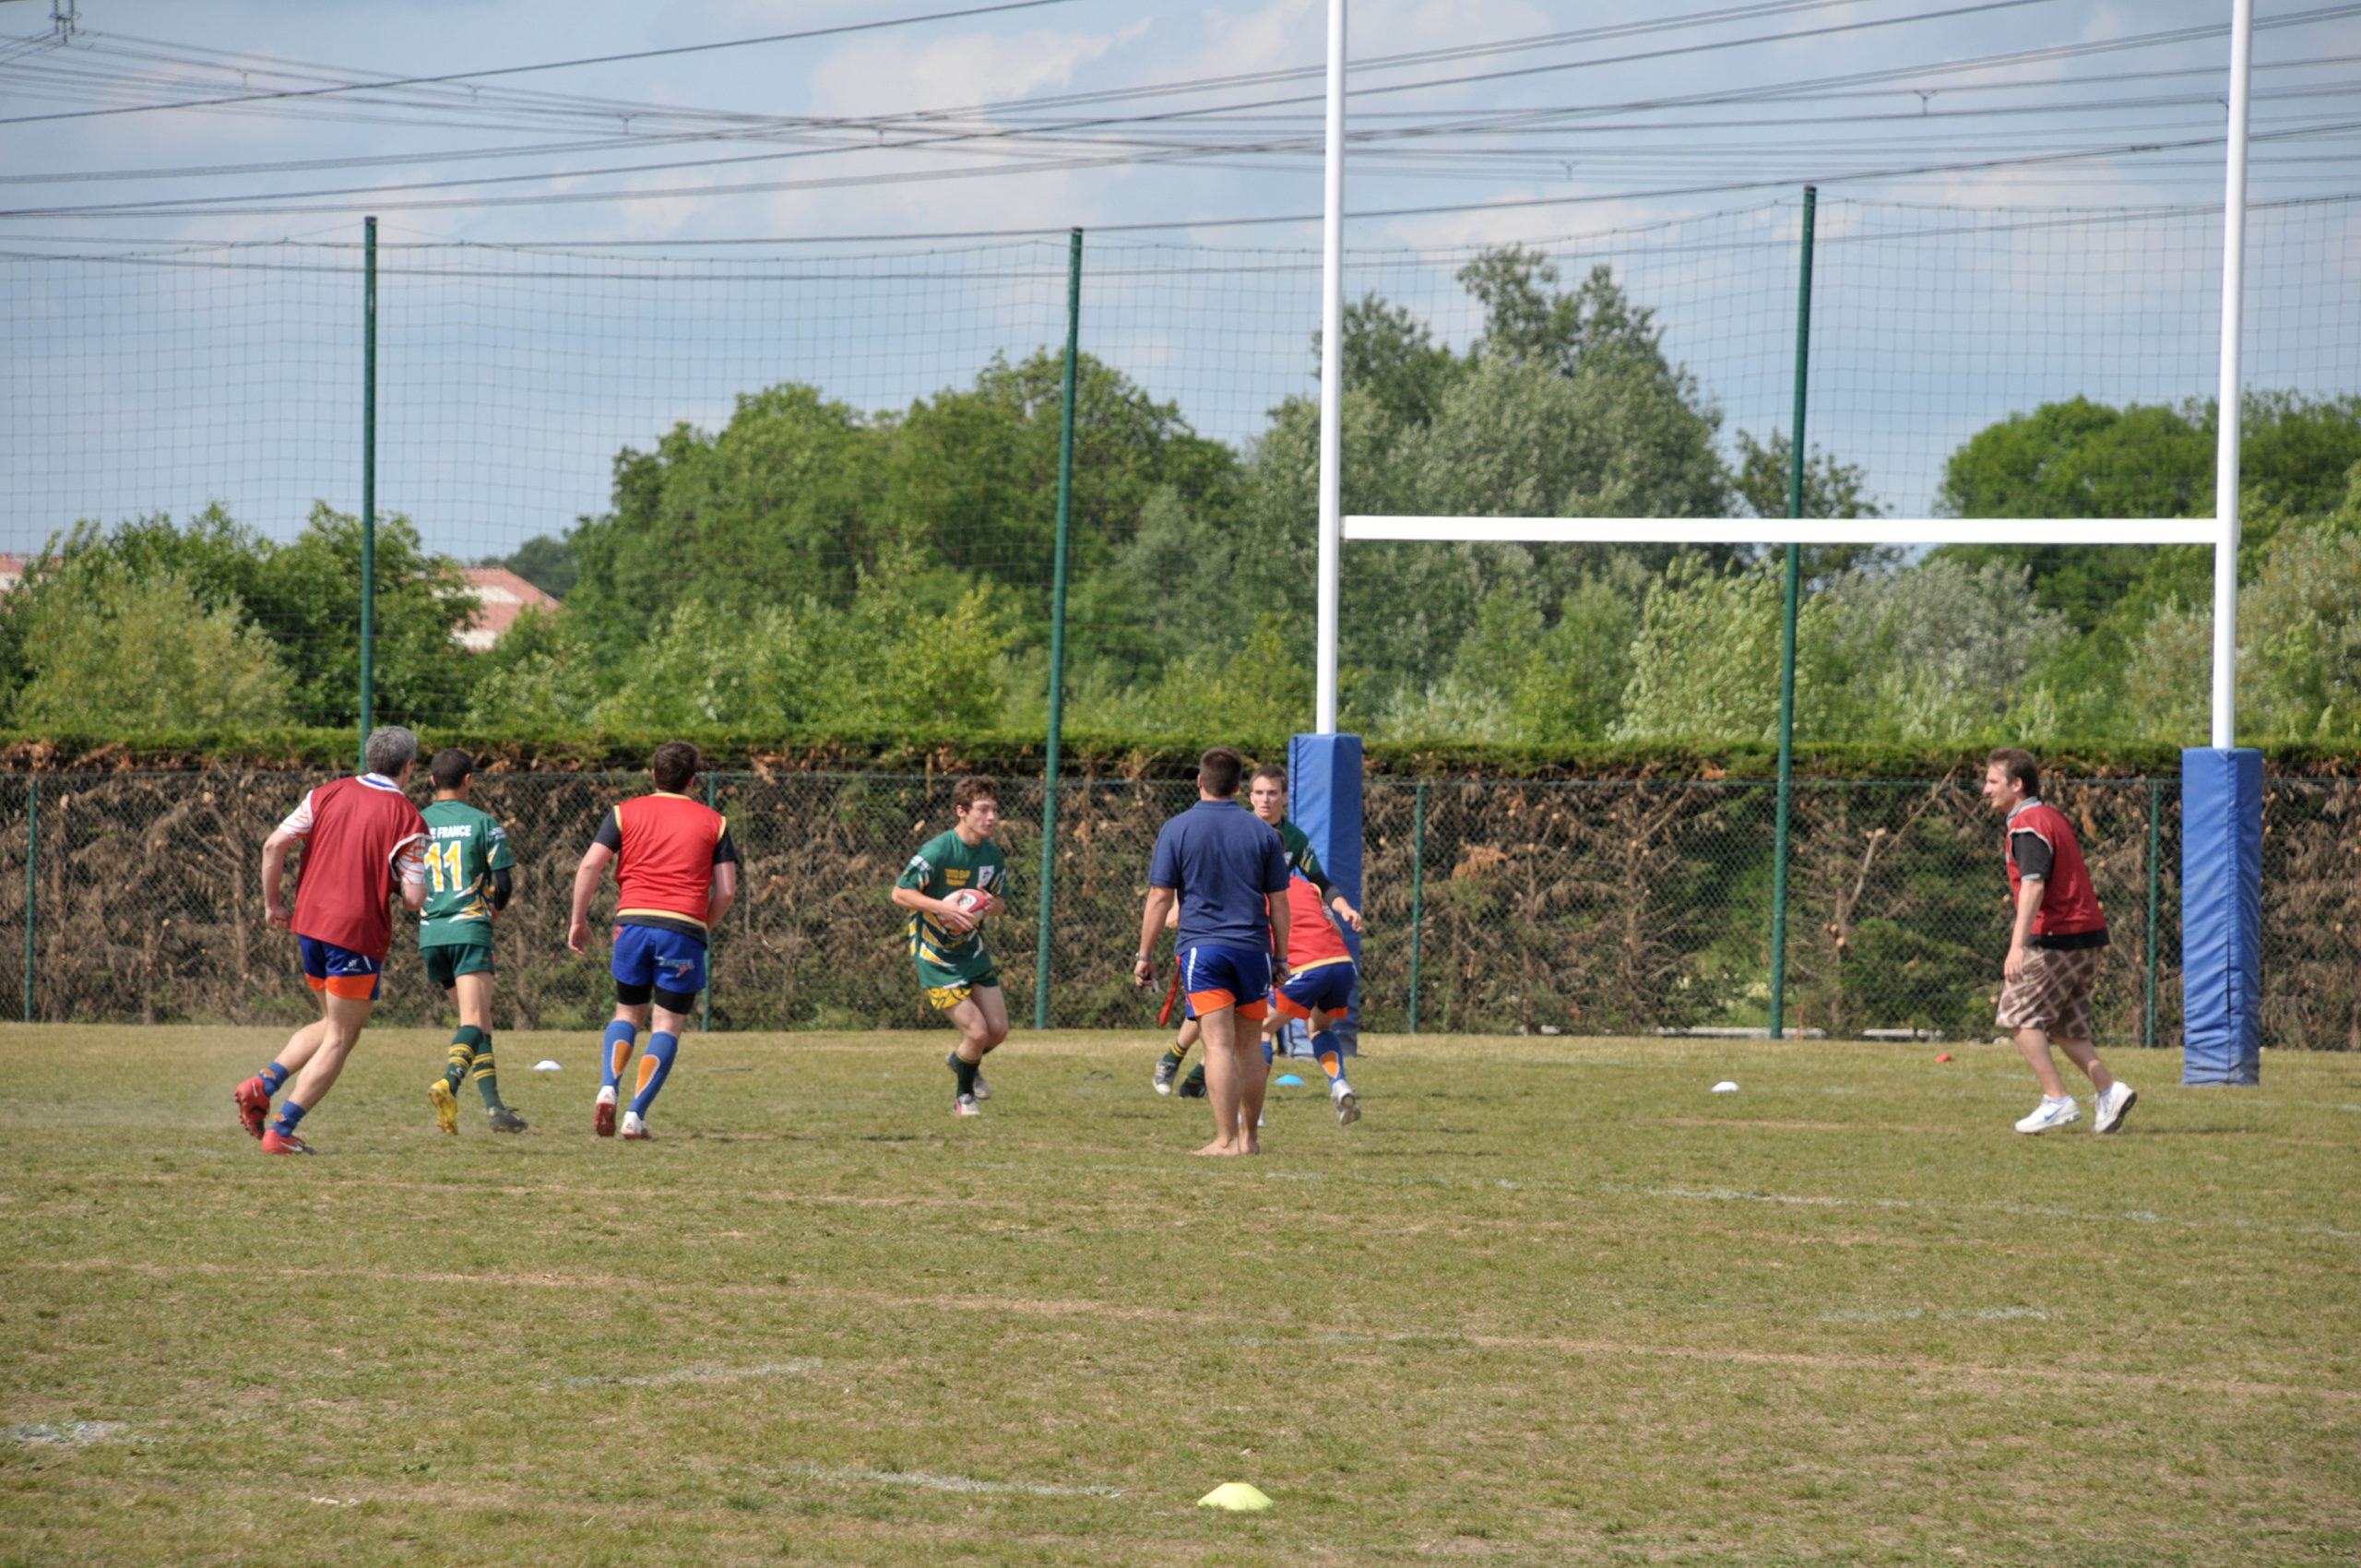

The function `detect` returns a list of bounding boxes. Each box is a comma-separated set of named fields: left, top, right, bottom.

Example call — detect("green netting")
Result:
left=6, top=768, right=2357, bottom=1047
left=5, top=196, right=2357, bottom=739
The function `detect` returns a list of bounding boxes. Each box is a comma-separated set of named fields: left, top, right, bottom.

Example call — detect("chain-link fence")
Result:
left=4, top=770, right=2356, bottom=1046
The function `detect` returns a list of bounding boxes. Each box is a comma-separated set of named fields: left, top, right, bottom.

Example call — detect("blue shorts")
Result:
left=1180, top=943, right=1271, bottom=1021
left=298, top=935, right=383, bottom=1001
left=611, top=923, right=707, bottom=1002
left=1275, top=961, right=1356, bottom=1021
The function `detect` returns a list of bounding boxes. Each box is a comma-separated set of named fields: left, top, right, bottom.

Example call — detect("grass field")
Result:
left=2, top=1024, right=2356, bottom=1565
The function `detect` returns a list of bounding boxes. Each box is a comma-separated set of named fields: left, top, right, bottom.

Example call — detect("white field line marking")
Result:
left=1821, top=1306, right=2048, bottom=1324
left=788, top=1462, right=1121, bottom=1499
left=558, top=1359, right=819, bottom=1389
left=3, top=1420, right=126, bottom=1445
left=1074, top=1162, right=2356, bottom=1241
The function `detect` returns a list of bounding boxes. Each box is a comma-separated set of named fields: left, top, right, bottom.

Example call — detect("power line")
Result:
left=0, top=0, right=1089, bottom=127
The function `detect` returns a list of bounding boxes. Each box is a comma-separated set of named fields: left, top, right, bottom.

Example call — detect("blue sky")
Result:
left=3, top=1, right=2357, bottom=559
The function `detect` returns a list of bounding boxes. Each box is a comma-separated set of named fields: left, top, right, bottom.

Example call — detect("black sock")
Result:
left=953, top=1053, right=979, bottom=1098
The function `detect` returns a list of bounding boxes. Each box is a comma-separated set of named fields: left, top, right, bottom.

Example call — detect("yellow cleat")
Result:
left=427, top=1079, right=459, bottom=1136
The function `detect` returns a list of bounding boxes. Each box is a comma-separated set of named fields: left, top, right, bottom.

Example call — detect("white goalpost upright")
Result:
left=1309, top=1, right=2263, bottom=1075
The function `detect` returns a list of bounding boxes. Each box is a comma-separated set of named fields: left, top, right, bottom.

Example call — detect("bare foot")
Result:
left=1193, top=1138, right=1237, bottom=1157
left=1242, top=1136, right=1260, bottom=1154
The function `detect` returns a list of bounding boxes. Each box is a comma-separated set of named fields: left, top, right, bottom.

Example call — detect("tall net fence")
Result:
left=4, top=771, right=2356, bottom=1048
left=4, top=195, right=2357, bottom=733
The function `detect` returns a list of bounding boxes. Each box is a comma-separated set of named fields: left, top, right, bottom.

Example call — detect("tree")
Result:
left=565, top=384, right=883, bottom=669
left=0, top=505, right=477, bottom=730
left=1240, top=251, right=1733, bottom=724
left=6, top=560, right=291, bottom=731
left=1933, top=393, right=2361, bottom=633
left=1612, top=558, right=1842, bottom=743
left=2124, top=474, right=2361, bottom=742
left=494, top=535, right=578, bottom=600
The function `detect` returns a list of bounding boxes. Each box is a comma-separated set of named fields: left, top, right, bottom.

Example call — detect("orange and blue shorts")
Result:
left=1275, top=960, right=1356, bottom=1020
left=299, top=935, right=383, bottom=1002
left=1180, top=943, right=1270, bottom=1021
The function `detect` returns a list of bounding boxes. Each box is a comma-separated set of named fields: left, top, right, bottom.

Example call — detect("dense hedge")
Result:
left=3, top=728, right=2356, bottom=779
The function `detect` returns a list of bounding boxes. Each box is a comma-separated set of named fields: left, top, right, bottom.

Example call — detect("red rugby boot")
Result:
left=233, top=1077, right=273, bottom=1140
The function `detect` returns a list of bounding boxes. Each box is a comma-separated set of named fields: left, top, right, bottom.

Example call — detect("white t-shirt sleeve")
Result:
left=276, top=790, right=317, bottom=838
left=391, top=832, right=429, bottom=884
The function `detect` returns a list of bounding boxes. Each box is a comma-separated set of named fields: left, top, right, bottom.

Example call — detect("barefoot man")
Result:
left=1133, top=747, right=1291, bottom=1156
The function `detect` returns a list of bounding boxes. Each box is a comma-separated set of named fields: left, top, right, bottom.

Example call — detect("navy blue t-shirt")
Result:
left=1149, top=798, right=1291, bottom=953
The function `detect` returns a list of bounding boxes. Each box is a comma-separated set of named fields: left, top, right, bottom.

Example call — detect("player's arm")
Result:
left=2004, top=827, right=2051, bottom=981
left=1134, top=885, right=1176, bottom=988
left=567, top=811, right=621, bottom=955
left=890, top=852, right=978, bottom=933
left=2005, top=878, right=2044, bottom=981
left=487, top=826, right=516, bottom=914
left=1267, top=891, right=1291, bottom=971
left=1298, top=855, right=1364, bottom=933
left=395, top=836, right=430, bottom=913
left=1263, top=837, right=1293, bottom=969
left=706, top=828, right=742, bottom=928
left=260, top=790, right=314, bottom=931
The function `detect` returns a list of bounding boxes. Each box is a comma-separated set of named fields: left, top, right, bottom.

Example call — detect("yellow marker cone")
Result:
left=1198, top=1482, right=1273, bottom=1512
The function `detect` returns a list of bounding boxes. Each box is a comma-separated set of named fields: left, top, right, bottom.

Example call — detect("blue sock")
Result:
left=1262, top=1038, right=1274, bottom=1065
left=601, top=1021, right=637, bottom=1093
left=1312, top=1030, right=1344, bottom=1082
left=629, top=1032, right=678, bottom=1117
left=270, top=1099, right=306, bottom=1137
left=257, top=1063, right=290, bottom=1096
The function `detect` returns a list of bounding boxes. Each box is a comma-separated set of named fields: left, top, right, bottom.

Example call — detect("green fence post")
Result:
left=1767, top=184, right=1816, bottom=1042
left=704, top=772, right=718, bottom=1034
left=1406, top=781, right=1427, bottom=1035
left=358, top=214, right=378, bottom=766
left=21, top=777, right=35, bottom=1025
left=2146, top=777, right=2162, bottom=1051
left=1033, top=227, right=1082, bottom=1032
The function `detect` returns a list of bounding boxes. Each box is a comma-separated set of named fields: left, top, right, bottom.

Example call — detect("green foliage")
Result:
left=6, top=560, right=292, bottom=731
left=0, top=505, right=478, bottom=730
left=495, top=535, right=578, bottom=600
left=2125, top=477, right=2361, bottom=742
left=1934, top=393, right=2361, bottom=632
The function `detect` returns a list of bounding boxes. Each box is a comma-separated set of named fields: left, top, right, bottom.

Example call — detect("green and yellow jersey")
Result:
left=897, top=828, right=1008, bottom=986
left=418, top=800, right=515, bottom=949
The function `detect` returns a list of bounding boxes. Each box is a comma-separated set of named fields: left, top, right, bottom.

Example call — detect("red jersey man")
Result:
left=1984, top=748, right=2136, bottom=1135
left=234, top=727, right=432, bottom=1154
left=567, top=741, right=740, bottom=1141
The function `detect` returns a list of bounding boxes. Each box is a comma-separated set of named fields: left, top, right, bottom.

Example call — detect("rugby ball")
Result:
left=945, top=888, right=991, bottom=918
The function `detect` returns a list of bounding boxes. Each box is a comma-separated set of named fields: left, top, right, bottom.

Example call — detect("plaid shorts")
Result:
left=1996, top=945, right=2104, bottom=1039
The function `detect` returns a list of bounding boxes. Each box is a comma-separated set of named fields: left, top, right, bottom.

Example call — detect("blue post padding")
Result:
left=1288, top=732, right=1363, bottom=1055
left=2180, top=747, right=2263, bottom=1085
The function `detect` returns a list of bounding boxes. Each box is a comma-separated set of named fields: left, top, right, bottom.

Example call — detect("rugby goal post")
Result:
left=1304, top=0, right=2262, bottom=1080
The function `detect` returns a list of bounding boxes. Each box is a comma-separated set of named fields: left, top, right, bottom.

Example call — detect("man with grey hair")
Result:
left=233, top=727, right=431, bottom=1153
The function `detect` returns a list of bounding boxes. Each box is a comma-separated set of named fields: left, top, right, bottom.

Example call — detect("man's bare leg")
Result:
left=271, top=1017, right=329, bottom=1077
left=2015, top=1028, right=2115, bottom=1098
left=946, top=985, right=1009, bottom=1063
left=1195, top=1005, right=1247, bottom=1155
left=1233, top=1019, right=1269, bottom=1152
left=2052, top=1034, right=2117, bottom=1094
left=2011, top=1028, right=2071, bottom=1099
left=284, top=992, right=376, bottom=1112
left=451, top=970, right=494, bottom=1032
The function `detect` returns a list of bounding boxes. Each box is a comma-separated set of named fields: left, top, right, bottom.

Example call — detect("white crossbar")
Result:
left=1346, top=516, right=2220, bottom=547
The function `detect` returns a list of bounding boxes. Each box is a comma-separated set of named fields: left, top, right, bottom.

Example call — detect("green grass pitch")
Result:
left=2, top=1024, right=2357, bottom=1565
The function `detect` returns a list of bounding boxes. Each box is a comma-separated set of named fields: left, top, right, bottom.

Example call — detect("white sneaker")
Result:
left=619, top=1110, right=650, bottom=1141
left=2013, top=1097, right=2081, bottom=1134
left=971, top=1067, right=991, bottom=1102
left=2094, top=1081, right=2137, bottom=1134
left=954, top=1093, right=981, bottom=1118
left=1333, top=1081, right=1360, bottom=1126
